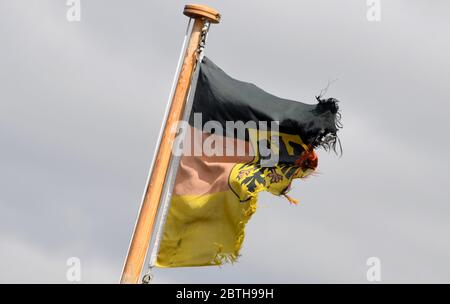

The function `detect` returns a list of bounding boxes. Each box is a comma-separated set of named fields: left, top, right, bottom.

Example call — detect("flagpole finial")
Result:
left=183, top=4, right=221, bottom=23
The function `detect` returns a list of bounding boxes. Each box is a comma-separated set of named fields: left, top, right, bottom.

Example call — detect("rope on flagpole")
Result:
left=152, top=17, right=193, bottom=182
left=127, top=17, right=192, bottom=284
left=142, top=21, right=211, bottom=284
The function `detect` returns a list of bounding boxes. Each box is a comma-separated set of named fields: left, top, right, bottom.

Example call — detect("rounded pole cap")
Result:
left=183, top=4, right=221, bottom=23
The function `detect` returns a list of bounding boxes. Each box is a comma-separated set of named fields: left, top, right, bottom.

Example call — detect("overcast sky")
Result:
left=1, top=0, right=450, bottom=283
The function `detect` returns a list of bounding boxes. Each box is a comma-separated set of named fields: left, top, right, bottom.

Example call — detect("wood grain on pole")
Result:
left=120, top=4, right=220, bottom=284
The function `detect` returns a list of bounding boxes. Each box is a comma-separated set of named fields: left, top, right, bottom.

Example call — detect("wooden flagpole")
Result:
left=120, top=4, right=221, bottom=284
